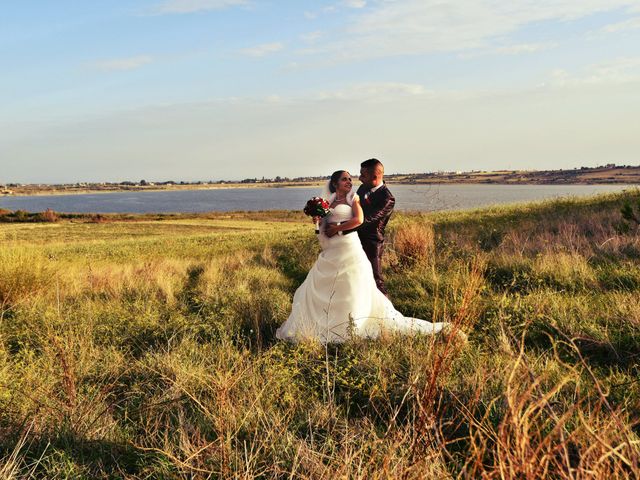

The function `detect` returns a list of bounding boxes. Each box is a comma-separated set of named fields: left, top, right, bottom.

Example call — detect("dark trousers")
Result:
left=361, top=241, right=387, bottom=296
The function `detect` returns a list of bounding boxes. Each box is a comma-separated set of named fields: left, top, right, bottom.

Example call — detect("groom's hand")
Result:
left=325, top=223, right=339, bottom=237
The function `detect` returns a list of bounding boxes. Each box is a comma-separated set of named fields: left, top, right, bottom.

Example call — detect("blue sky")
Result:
left=2, top=0, right=640, bottom=183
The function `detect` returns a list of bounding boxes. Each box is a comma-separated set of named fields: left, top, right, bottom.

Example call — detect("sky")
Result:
left=1, top=0, right=640, bottom=183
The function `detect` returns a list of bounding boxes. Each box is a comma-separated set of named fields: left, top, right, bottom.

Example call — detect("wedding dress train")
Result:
left=276, top=200, right=447, bottom=344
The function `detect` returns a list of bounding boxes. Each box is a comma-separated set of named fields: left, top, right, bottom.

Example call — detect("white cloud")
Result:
left=495, top=42, right=556, bottom=55
left=89, top=55, right=153, bottom=72
left=304, top=0, right=366, bottom=21
left=550, top=57, right=640, bottom=86
left=304, top=5, right=338, bottom=20
left=300, top=31, right=324, bottom=43
left=344, top=0, right=366, bottom=8
left=316, top=82, right=431, bottom=102
left=154, top=0, right=247, bottom=14
left=304, top=0, right=639, bottom=61
left=6, top=80, right=639, bottom=182
left=459, top=42, right=557, bottom=58
left=600, top=16, right=640, bottom=33
left=239, top=42, right=284, bottom=57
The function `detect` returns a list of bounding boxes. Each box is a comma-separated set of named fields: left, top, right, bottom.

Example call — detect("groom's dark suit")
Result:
left=354, top=183, right=395, bottom=295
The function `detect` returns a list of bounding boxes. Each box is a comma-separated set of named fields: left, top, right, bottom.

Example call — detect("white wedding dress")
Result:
left=276, top=193, right=447, bottom=344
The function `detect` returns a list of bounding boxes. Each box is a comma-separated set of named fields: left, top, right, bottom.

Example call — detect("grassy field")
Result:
left=1, top=191, right=639, bottom=478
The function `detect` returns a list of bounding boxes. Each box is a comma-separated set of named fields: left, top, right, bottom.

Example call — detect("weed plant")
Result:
left=1, top=192, right=639, bottom=478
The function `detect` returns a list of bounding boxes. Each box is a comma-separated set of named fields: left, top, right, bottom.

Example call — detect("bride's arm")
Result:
left=325, top=197, right=364, bottom=236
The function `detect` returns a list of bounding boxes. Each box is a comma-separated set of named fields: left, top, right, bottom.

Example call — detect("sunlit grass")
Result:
left=1, top=191, right=639, bottom=478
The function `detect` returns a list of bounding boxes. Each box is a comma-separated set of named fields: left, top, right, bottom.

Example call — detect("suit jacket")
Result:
left=353, top=183, right=395, bottom=244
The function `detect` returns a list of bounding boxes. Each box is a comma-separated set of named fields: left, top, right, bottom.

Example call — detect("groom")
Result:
left=354, top=158, right=395, bottom=296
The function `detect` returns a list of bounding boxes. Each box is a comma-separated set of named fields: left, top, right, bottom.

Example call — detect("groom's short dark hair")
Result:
left=361, top=158, right=384, bottom=173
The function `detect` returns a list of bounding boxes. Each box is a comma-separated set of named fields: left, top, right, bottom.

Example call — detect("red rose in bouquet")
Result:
left=303, top=196, right=331, bottom=233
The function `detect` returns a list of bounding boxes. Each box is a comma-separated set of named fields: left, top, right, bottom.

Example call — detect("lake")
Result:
left=0, top=184, right=635, bottom=214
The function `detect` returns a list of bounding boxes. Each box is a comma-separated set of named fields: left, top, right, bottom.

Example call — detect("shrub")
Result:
left=14, top=210, right=30, bottom=222
left=36, top=208, right=59, bottom=223
left=477, top=226, right=504, bottom=251
left=0, top=248, right=53, bottom=316
left=390, top=220, right=435, bottom=268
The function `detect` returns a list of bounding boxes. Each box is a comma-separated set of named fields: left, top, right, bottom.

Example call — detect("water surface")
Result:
left=0, top=184, right=634, bottom=214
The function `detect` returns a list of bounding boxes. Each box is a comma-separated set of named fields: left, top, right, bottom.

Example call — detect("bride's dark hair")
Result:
left=329, top=170, right=346, bottom=193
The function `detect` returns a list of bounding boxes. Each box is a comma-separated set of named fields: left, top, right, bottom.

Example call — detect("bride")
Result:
left=276, top=170, right=454, bottom=344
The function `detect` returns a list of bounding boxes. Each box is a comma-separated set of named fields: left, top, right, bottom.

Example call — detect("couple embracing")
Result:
left=276, top=158, right=457, bottom=344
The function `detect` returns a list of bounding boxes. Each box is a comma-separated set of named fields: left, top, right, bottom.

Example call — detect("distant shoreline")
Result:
left=3, top=165, right=639, bottom=197
left=1, top=182, right=326, bottom=197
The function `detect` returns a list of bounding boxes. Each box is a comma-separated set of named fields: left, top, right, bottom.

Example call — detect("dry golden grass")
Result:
left=1, top=191, right=639, bottom=478
left=389, top=220, right=436, bottom=268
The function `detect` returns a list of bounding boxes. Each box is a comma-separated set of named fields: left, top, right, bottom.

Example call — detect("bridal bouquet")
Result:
left=303, top=197, right=331, bottom=234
